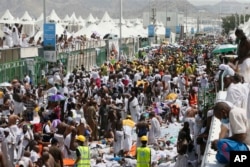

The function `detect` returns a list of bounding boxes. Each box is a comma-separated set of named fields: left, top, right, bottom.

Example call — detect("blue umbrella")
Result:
left=48, top=94, right=66, bottom=102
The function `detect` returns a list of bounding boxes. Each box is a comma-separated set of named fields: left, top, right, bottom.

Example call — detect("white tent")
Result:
left=75, top=23, right=100, bottom=38
left=20, top=11, right=33, bottom=21
left=114, top=24, right=135, bottom=38
left=74, top=26, right=87, bottom=37
left=0, top=9, right=17, bottom=24
left=62, top=14, right=70, bottom=24
left=98, top=21, right=117, bottom=36
left=100, top=12, right=113, bottom=23
left=126, top=20, right=134, bottom=28
left=36, top=13, right=44, bottom=21
left=86, top=13, right=96, bottom=24
left=95, top=17, right=99, bottom=23
left=78, top=16, right=85, bottom=24
left=1, top=9, right=14, bottom=21
left=155, top=21, right=165, bottom=35
left=70, top=12, right=78, bottom=24
left=97, top=12, right=117, bottom=36
left=48, top=9, right=61, bottom=23
left=134, top=18, right=142, bottom=26
left=134, top=24, right=148, bottom=37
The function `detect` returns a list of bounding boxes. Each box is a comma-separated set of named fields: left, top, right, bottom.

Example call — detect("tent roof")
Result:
left=134, top=19, right=142, bottom=26
left=20, top=11, right=33, bottom=21
left=1, top=9, right=14, bottom=20
left=75, top=23, right=100, bottom=38
left=126, top=21, right=133, bottom=27
left=70, top=12, right=78, bottom=23
left=86, top=13, right=96, bottom=23
left=63, top=14, right=70, bottom=22
left=100, top=11, right=113, bottom=22
left=37, top=13, right=43, bottom=21
left=48, top=9, right=61, bottom=22
left=78, top=16, right=85, bottom=23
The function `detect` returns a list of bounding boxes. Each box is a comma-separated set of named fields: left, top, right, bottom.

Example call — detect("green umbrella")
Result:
left=212, top=44, right=237, bottom=54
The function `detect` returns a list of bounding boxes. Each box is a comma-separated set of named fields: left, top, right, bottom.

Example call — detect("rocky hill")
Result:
left=0, top=0, right=249, bottom=20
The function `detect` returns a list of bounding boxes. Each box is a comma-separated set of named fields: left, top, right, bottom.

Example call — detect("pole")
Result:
left=244, top=8, right=246, bottom=24
left=149, top=0, right=151, bottom=24
left=235, top=14, right=237, bottom=29
left=43, top=0, right=46, bottom=23
left=119, top=0, right=122, bottom=60
left=186, top=7, right=188, bottom=38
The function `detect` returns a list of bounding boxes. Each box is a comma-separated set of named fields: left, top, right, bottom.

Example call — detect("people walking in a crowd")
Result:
left=0, top=27, right=242, bottom=167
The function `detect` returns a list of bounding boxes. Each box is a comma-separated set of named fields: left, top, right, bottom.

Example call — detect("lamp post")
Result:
left=235, top=14, right=237, bottom=29
left=244, top=7, right=248, bottom=23
left=119, top=0, right=122, bottom=60
left=43, top=0, right=46, bottom=23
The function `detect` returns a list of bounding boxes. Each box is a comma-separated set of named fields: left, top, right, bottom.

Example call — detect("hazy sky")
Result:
left=187, top=0, right=250, bottom=6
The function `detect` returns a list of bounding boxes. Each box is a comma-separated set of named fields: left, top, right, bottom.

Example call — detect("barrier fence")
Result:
left=0, top=37, right=148, bottom=85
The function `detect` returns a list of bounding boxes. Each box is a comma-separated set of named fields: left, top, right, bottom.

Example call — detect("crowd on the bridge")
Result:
left=0, top=24, right=90, bottom=50
left=1, top=30, right=249, bottom=167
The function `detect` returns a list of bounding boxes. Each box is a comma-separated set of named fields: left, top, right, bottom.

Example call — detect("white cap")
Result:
left=116, top=99, right=123, bottom=104
left=207, top=110, right=214, bottom=117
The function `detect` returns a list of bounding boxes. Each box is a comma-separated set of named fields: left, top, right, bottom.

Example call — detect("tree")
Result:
left=221, top=14, right=250, bottom=35
left=221, top=15, right=237, bottom=35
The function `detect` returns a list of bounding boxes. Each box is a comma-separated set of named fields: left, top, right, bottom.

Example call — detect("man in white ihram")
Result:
left=148, top=112, right=161, bottom=145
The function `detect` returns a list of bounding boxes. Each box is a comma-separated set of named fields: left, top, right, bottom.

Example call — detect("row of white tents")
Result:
left=0, top=9, right=173, bottom=41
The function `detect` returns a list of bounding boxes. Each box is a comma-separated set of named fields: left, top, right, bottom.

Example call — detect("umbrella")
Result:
left=165, top=93, right=178, bottom=100
left=222, top=54, right=238, bottom=58
left=212, top=44, right=237, bottom=54
left=0, top=82, right=12, bottom=87
left=48, top=94, right=66, bottom=102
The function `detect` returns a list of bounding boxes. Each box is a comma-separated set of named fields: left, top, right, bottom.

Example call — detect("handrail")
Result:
left=201, top=91, right=227, bottom=167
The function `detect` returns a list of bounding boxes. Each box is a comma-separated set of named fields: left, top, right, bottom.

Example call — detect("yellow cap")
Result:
left=127, top=115, right=132, bottom=119
left=76, top=135, right=86, bottom=142
left=140, top=136, right=148, bottom=141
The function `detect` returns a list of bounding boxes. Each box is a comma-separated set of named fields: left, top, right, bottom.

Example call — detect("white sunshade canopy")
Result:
left=63, top=14, right=70, bottom=23
left=86, top=13, right=96, bottom=24
left=70, top=12, right=79, bottom=24
left=48, top=9, right=61, bottom=23
left=20, top=11, right=33, bottom=21
left=1, top=9, right=14, bottom=21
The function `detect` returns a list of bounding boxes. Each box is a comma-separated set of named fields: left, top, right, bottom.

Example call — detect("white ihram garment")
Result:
left=148, top=117, right=161, bottom=144
left=238, top=58, right=250, bottom=83
left=123, top=125, right=133, bottom=152
left=129, top=98, right=140, bottom=123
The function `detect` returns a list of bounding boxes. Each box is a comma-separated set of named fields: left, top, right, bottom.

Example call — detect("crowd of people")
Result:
left=0, top=29, right=248, bottom=167
left=0, top=23, right=41, bottom=48
left=0, top=23, right=89, bottom=51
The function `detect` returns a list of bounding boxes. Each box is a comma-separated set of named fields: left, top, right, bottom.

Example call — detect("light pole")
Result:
left=235, top=14, right=237, bottom=29
left=119, top=0, right=122, bottom=60
left=186, top=6, right=188, bottom=38
left=244, top=7, right=248, bottom=23
left=43, top=0, right=46, bottom=23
